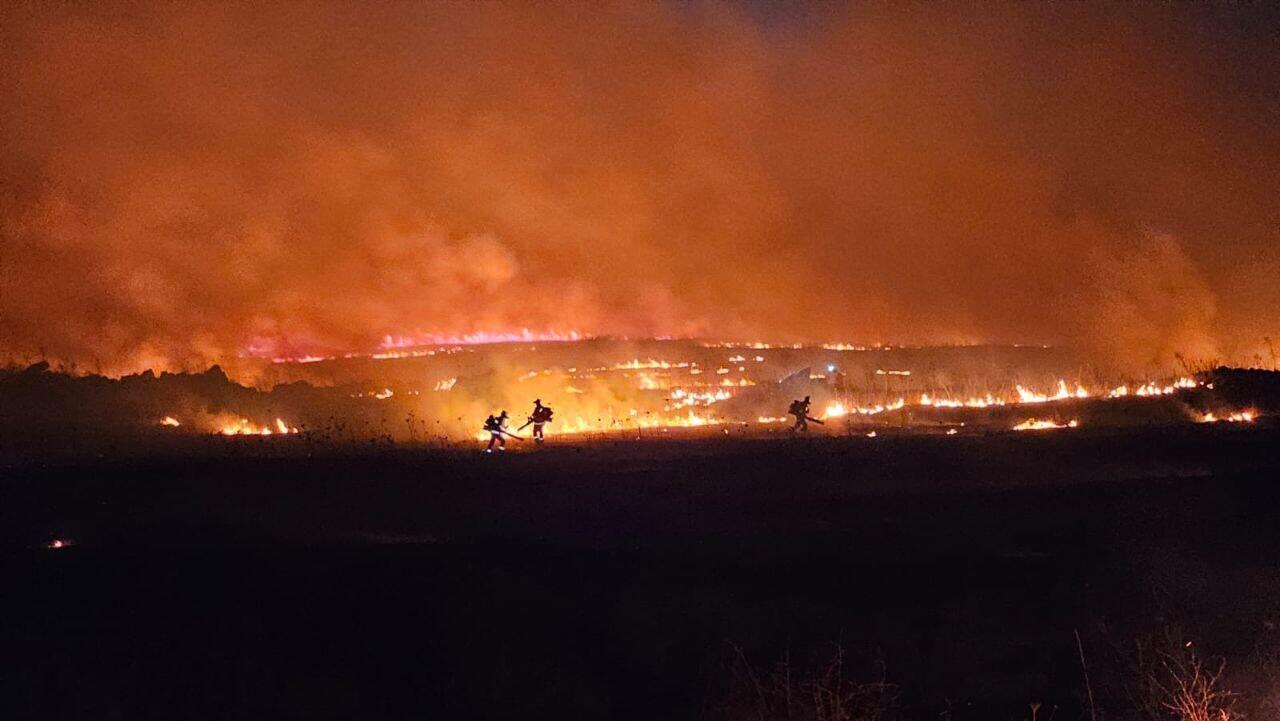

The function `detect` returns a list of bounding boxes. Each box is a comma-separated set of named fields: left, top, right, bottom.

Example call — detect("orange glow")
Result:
left=1016, top=379, right=1089, bottom=404
left=473, top=407, right=723, bottom=441
left=1012, top=419, right=1080, bottom=431
left=1200, top=410, right=1256, bottom=423
left=218, top=418, right=299, bottom=436
left=6, top=1, right=1276, bottom=377
left=381, top=330, right=584, bottom=349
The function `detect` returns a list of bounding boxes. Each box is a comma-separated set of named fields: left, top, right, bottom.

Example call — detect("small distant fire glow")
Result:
left=219, top=418, right=299, bottom=436
left=381, top=329, right=584, bottom=349
left=1200, top=410, right=1256, bottom=423
left=258, top=330, right=587, bottom=364
left=1012, top=419, right=1080, bottom=431
left=160, top=416, right=181, bottom=427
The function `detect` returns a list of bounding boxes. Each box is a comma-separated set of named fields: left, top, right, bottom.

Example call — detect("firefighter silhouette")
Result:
left=483, top=410, right=511, bottom=452
left=519, top=399, right=555, bottom=443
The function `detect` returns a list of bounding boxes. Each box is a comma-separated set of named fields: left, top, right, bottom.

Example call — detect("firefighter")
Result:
left=789, top=395, right=812, bottom=432
left=483, top=410, right=511, bottom=452
left=525, top=399, right=554, bottom=443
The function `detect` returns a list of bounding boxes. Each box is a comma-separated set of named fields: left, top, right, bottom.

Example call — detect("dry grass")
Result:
left=708, top=643, right=897, bottom=721
left=1131, top=637, right=1240, bottom=721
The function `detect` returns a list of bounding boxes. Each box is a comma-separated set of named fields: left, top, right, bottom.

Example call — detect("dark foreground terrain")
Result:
left=4, top=424, right=1280, bottom=720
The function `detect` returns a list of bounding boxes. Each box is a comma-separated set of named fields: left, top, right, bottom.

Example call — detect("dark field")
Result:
left=4, top=424, right=1280, bottom=720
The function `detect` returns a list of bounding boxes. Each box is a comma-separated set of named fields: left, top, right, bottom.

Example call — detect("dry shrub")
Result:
left=1133, top=639, right=1240, bottom=721
left=708, top=643, right=897, bottom=721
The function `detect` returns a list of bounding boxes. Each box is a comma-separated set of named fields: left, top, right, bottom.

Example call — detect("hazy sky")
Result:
left=2, top=2, right=1278, bottom=373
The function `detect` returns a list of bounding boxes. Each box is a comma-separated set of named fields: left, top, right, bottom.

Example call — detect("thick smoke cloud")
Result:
left=2, top=2, right=1278, bottom=374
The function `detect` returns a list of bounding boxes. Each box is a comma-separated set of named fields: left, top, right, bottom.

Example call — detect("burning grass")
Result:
left=1199, top=410, right=1256, bottom=424
left=1013, top=418, right=1080, bottom=431
left=216, top=417, right=299, bottom=436
left=5, top=341, right=1276, bottom=451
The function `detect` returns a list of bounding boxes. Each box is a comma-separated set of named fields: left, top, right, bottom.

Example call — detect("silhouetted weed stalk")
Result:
left=1141, top=643, right=1240, bottom=721
left=709, top=631, right=1269, bottom=721
left=711, top=643, right=897, bottom=721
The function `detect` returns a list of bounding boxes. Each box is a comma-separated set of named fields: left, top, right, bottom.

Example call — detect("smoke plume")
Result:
left=2, top=2, right=1278, bottom=374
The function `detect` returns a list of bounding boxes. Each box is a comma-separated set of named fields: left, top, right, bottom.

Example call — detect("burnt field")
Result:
left=4, top=422, right=1280, bottom=720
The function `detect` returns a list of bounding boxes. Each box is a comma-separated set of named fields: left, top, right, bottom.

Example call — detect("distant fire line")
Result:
left=249, top=329, right=590, bottom=364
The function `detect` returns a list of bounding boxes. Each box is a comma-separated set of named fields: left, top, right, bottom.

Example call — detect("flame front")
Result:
left=219, top=418, right=299, bottom=436
left=226, top=339, right=1222, bottom=443
left=1200, top=410, right=1256, bottom=423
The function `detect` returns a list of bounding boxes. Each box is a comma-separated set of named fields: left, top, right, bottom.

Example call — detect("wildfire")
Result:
left=823, top=398, right=906, bottom=419
left=668, top=388, right=732, bottom=409
left=796, top=376, right=1201, bottom=421
left=1016, top=379, right=1090, bottom=404
left=371, top=348, right=437, bottom=360
left=1012, top=419, right=1079, bottom=431
left=249, top=337, right=1216, bottom=445
left=472, top=408, right=723, bottom=441
left=634, top=409, right=718, bottom=430
left=612, top=358, right=691, bottom=370
left=1200, top=410, right=1256, bottom=423
left=160, top=416, right=181, bottom=427
left=382, top=329, right=584, bottom=348
left=703, top=341, right=800, bottom=349
left=823, top=402, right=848, bottom=419
left=918, top=393, right=1005, bottom=409
left=219, top=418, right=299, bottom=436
left=1134, top=377, right=1198, bottom=396
left=259, top=330, right=586, bottom=364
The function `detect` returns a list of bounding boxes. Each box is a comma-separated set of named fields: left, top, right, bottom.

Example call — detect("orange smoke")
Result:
left=2, top=2, right=1278, bottom=375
